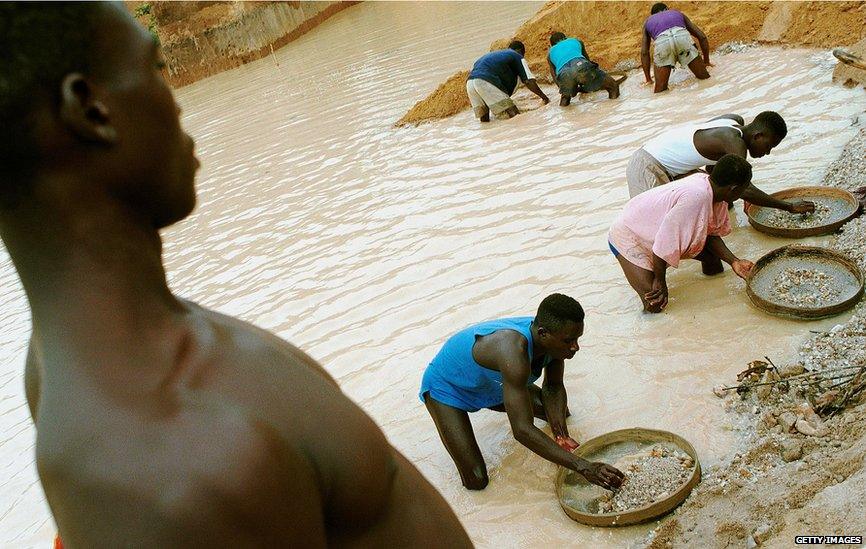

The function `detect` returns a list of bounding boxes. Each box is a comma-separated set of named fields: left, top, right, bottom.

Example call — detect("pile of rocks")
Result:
left=597, top=446, right=694, bottom=513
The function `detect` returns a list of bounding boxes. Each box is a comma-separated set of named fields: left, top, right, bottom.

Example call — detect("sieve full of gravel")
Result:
left=596, top=445, right=694, bottom=513
left=763, top=201, right=835, bottom=229
left=770, top=267, right=841, bottom=307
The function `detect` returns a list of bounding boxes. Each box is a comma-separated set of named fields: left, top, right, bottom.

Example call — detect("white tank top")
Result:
left=642, top=118, right=743, bottom=176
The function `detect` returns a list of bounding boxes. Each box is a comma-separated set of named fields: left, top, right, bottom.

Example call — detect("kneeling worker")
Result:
left=466, top=40, right=549, bottom=122
left=610, top=155, right=756, bottom=313
left=420, top=294, right=624, bottom=491
left=548, top=31, right=625, bottom=104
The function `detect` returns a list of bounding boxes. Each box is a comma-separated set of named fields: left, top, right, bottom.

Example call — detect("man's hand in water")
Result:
left=581, top=462, right=625, bottom=491
left=788, top=200, right=816, bottom=214
left=644, top=277, right=668, bottom=311
left=732, top=259, right=755, bottom=280
left=555, top=435, right=580, bottom=452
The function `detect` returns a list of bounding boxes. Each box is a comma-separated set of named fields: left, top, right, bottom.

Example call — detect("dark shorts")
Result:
left=609, top=241, right=620, bottom=257
left=556, top=58, right=607, bottom=95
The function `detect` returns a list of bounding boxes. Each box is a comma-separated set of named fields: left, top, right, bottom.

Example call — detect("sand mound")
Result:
left=397, top=1, right=866, bottom=126
left=395, top=70, right=471, bottom=127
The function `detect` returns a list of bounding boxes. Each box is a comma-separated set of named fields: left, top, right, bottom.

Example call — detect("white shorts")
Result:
left=465, top=78, right=514, bottom=118
left=653, top=27, right=700, bottom=68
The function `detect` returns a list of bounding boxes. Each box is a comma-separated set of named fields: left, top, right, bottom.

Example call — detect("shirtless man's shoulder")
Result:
left=28, top=302, right=469, bottom=547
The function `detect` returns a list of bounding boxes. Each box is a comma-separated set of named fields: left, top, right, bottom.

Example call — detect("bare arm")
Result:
left=541, top=359, right=569, bottom=438
left=498, top=340, right=622, bottom=489
left=702, top=129, right=747, bottom=174
left=645, top=252, right=669, bottom=311
left=524, top=79, right=550, bottom=104
left=703, top=138, right=814, bottom=212
left=704, top=235, right=737, bottom=264
left=684, top=15, right=710, bottom=64
left=705, top=235, right=754, bottom=278
left=641, top=26, right=653, bottom=82
left=547, top=55, right=557, bottom=83
left=742, top=184, right=801, bottom=212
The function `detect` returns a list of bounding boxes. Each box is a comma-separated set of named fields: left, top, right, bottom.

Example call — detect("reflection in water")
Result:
left=1, top=2, right=864, bottom=547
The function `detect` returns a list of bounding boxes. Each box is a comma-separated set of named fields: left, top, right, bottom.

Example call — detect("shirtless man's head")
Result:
left=3, top=4, right=471, bottom=546
left=535, top=293, right=584, bottom=360
left=743, top=111, right=788, bottom=158
left=1, top=3, right=198, bottom=226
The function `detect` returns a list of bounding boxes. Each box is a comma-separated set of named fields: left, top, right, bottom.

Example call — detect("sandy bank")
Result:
left=644, top=129, right=866, bottom=548
left=130, top=1, right=359, bottom=88
left=396, top=1, right=866, bottom=126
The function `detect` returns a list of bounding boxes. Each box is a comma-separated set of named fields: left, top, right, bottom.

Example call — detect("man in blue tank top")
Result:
left=419, top=294, right=624, bottom=491
left=547, top=32, right=625, bottom=105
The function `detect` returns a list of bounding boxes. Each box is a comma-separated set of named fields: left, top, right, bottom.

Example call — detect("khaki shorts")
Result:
left=465, top=78, right=515, bottom=118
left=653, top=27, right=699, bottom=68
left=626, top=148, right=672, bottom=198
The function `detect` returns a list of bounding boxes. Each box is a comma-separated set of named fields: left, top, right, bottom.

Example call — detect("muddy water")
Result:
left=1, top=2, right=865, bottom=547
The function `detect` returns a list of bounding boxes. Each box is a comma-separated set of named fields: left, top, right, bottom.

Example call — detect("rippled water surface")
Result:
left=2, top=2, right=865, bottom=547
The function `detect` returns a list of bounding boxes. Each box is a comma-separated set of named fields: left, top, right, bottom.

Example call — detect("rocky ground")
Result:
left=643, top=129, right=866, bottom=548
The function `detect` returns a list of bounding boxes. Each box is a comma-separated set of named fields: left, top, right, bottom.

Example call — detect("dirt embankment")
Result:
left=396, top=1, right=866, bottom=126
left=129, top=1, right=359, bottom=88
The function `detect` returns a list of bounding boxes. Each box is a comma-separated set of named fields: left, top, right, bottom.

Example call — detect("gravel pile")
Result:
left=822, top=128, right=866, bottom=193
left=832, top=216, right=866, bottom=272
left=715, top=41, right=758, bottom=55
left=762, top=201, right=833, bottom=228
left=770, top=267, right=840, bottom=306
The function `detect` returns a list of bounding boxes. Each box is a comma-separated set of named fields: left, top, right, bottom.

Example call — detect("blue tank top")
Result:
left=419, top=317, right=550, bottom=412
left=549, top=38, right=586, bottom=75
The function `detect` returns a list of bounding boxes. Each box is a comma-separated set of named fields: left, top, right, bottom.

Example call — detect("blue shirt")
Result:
left=549, top=38, right=586, bottom=75
left=419, top=317, right=551, bottom=412
left=468, top=49, right=531, bottom=96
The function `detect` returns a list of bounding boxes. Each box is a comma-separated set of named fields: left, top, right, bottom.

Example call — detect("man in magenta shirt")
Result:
left=608, top=155, right=756, bottom=313
left=641, top=2, right=712, bottom=93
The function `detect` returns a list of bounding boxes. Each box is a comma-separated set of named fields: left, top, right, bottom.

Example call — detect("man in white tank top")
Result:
left=626, top=111, right=815, bottom=216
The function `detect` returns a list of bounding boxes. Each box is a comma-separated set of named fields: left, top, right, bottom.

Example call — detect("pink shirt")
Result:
left=608, top=173, right=731, bottom=271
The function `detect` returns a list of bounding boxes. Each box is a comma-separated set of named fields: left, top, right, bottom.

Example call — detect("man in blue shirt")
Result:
left=419, top=293, right=624, bottom=492
left=547, top=32, right=625, bottom=105
left=466, top=40, right=549, bottom=122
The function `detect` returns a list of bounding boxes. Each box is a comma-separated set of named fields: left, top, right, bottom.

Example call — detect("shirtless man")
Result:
left=2, top=4, right=470, bottom=546
left=420, top=294, right=625, bottom=491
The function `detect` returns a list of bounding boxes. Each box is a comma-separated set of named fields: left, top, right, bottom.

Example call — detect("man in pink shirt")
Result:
left=608, top=155, right=756, bottom=313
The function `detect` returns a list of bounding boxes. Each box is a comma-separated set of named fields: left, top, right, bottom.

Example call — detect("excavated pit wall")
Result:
left=131, top=1, right=359, bottom=88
